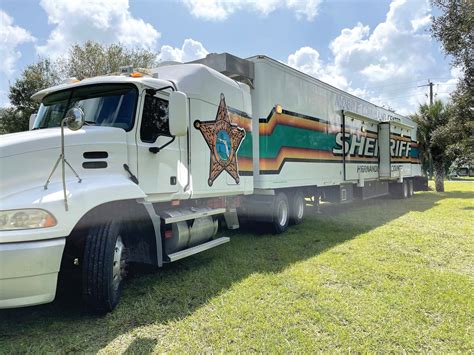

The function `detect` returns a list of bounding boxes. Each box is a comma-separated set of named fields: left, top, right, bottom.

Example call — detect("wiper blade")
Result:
left=83, top=120, right=97, bottom=126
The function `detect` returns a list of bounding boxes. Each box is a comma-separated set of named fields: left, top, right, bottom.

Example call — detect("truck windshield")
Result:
left=33, top=84, right=138, bottom=131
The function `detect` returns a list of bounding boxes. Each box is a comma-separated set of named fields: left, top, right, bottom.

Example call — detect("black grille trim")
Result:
left=82, top=161, right=107, bottom=169
left=83, top=151, right=108, bottom=159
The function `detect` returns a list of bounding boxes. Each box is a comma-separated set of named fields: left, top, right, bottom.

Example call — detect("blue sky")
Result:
left=0, top=0, right=459, bottom=114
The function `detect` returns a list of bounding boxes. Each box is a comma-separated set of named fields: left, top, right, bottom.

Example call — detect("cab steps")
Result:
left=166, top=237, right=230, bottom=262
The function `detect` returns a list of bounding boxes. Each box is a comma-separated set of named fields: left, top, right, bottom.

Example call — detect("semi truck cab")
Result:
left=0, top=64, right=251, bottom=311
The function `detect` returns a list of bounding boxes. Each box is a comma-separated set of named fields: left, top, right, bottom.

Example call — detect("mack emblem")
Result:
left=194, top=93, right=246, bottom=186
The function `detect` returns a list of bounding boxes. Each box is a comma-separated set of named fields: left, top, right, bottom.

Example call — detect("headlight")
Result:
left=0, top=209, right=57, bottom=231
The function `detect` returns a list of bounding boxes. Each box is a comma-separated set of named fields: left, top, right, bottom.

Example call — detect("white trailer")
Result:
left=0, top=53, right=423, bottom=312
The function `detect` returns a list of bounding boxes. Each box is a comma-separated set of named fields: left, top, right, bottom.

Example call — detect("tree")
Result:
left=412, top=100, right=450, bottom=192
left=0, top=107, right=25, bottom=134
left=2, top=42, right=159, bottom=134
left=60, top=41, right=158, bottom=80
left=431, top=0, right=473, bottom=80
left=431, top=0, right=473, bottom=168
left=4, top=59, right=60, bottom=133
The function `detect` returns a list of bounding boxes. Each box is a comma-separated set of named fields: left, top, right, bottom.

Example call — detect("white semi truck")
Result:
left=0, top=53, right=422, bottom=312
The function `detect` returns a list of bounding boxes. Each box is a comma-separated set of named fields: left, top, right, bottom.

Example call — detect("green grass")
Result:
left=1, top=182, right=473, bottom=352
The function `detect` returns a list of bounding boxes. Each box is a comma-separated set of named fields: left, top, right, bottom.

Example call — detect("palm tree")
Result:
left=411, top=100, right=449, bottom=192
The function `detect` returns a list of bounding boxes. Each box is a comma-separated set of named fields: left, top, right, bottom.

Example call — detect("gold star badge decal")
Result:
left=194, top=93, right=246, bottom=186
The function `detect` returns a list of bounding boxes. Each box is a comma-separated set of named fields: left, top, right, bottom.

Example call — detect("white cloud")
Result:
left=286, top=0, right=456, bottom=115
left=158, top=38, right=209, bottom=63
left=36, top=0, right=160, bottom=58
left=287, top=46, right=348, bottom=90
left=0, top=10, right=35, bottom=77
left=0, top=10, right=35, bottom=106
left=181, top=0, right=322, bottom=21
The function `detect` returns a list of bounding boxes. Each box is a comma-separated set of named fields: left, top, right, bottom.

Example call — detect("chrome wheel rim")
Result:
left=112, top=235, right=124, bottom=291
left=277, top=200, right=288, bottom=226
left=295, top=196, right=304, bottom=220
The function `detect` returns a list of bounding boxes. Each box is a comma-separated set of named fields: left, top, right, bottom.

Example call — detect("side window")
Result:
left=140, top=95, right=170, bottom=143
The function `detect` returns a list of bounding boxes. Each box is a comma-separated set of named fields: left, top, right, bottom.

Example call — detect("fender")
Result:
left=0, top=175, right=146, bottom=243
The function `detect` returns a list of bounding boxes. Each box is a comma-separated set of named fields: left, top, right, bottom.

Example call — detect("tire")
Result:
left=390, top=181, right=408, bottom=199
left=402, top=180, right=409, bottom=199
left=272, top=193, right=290, bottom=234
left=290, top=191, right=305, bottom=225
left=82, top=218, right=127, bottom=313
left=408, top=179, right=414, bottom=198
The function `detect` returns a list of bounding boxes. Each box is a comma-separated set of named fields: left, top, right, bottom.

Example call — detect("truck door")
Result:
left=136, top=92, right=180, bottom=194
left=378, top=122, right=391, bottom=178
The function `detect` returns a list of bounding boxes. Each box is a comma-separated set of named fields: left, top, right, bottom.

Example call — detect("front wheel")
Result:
left=82, top=218, right=127, bottom=313
left=272, top=193, right=290, bottom=234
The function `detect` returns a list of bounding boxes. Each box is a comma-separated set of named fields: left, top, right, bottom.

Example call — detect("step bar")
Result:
left=166, top=237, right=230, bottom=262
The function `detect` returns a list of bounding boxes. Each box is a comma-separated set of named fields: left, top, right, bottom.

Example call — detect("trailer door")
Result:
left=378, top=122, right=391, bottom=178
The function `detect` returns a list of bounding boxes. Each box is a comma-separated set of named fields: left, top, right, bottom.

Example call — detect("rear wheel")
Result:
left=290, top=191, right=305, bottom=225
left=403, top=180, right=409, bottom=198
left=408, top=179, right=414, bottom=197
left=82, top=218, right=127, bottom=313
left=272, top=193, right=289, bottom=234
left=390, top=181, right=408, bottom=199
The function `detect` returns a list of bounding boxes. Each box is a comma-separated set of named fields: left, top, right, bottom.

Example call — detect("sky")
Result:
left=0, top=0, right=460, bottom=115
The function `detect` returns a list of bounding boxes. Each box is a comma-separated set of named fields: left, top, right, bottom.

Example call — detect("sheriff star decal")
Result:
left=194, top=94, right=246, bottom=186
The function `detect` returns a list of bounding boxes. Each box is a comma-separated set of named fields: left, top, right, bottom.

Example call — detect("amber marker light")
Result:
left=130, top=72, right=143, bottom=78
left=275, top=104, right=283, bottom=114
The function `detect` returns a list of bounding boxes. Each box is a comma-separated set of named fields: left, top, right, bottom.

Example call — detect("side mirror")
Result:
left=169, top=91, right=188, bottom=137
left=29, top=114, right=37, bottom=130
left=63, top=107, right=84, bottom=131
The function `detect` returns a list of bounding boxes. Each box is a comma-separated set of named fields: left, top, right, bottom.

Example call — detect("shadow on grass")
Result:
left=0, top=190, right=471, bottom=352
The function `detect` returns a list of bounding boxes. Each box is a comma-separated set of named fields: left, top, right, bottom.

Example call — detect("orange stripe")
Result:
left=259, top=112, right=332, bottom=135
left=238, top=157, right=253, bottom=172
left=229, top=113, right=252, bottom=131
left=391, top=135, right=411, bottom=142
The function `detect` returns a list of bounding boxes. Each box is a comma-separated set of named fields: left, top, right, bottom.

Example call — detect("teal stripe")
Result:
left=260, top=125, right=334, bottom=159
left=238, top=132, right=253, bottom=158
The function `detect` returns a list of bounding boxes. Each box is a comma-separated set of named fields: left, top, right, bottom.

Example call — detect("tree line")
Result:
left=411, top=0, right=473, bottom=191
left=0, top=41, right=158, bottom=133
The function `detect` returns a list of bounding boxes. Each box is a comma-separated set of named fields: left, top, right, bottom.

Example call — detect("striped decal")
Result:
left=258, top=108, right=421, bottom=174
left=228, top=108, right=253, bottom=176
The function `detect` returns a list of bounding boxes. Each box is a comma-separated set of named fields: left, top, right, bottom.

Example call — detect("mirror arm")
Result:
left=146, top=85, right=176, bottom=97
left=149, top=136, right=176, bottom=154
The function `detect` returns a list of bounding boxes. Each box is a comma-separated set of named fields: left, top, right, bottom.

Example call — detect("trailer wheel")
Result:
left=272, top=193, right=290, bottom=234
left=408, top=179, right=414, bottom=197
left=402, top=180, right=409, bottom=199
left=290, top=191, right=305, bottom=225
left=390, top=181, right=408, bottom=199
left=82, top=218, right=127, bottom=313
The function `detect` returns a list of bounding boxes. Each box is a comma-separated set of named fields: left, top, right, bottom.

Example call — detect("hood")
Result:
left=0, top=126, right=126, bottom=158
left=0, top=126, right=129, bottom=199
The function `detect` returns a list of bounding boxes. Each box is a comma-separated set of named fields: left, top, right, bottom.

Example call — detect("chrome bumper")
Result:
left=0, top=237, right=65, bottom=308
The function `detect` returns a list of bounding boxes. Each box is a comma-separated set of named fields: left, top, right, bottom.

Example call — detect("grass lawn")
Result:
left=0, top=181, right=473, bottom=352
